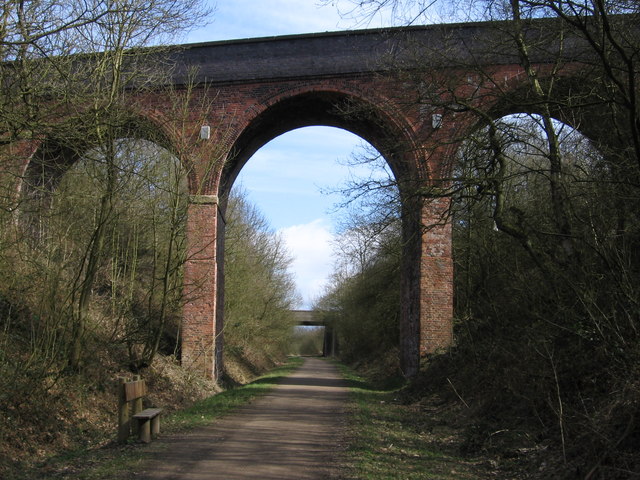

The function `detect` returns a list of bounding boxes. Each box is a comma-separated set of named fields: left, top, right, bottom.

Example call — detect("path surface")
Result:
left=138, top=358, right=348, bottom=480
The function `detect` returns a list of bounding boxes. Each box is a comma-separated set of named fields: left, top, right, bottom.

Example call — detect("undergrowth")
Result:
left=337, top=363, right=489, bottom=480
left=3, top=357, right=303, bottom=480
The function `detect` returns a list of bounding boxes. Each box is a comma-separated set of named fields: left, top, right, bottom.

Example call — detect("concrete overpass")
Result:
left=291, top=310, right=337, bottom=357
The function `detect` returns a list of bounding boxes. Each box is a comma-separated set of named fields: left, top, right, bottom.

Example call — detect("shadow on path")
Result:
left=137, top=358, right=348, bottom=480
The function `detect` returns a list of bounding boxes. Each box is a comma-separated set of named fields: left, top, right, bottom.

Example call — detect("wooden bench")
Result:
left=117, top=376, right=163, bottom=443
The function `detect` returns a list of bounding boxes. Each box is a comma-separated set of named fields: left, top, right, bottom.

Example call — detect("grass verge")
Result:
left=15, top=357, right=304, bottom=480
left=337, top=363, right=486, bottom=480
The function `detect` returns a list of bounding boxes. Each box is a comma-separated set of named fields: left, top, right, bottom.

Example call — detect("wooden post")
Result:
left=139, top=418, right=151, bottom=443
left=117, top=378, right=130, bottom=444
left=132, top=375, right=143, bottom=436
left=151, top=415, right=160, bottom=437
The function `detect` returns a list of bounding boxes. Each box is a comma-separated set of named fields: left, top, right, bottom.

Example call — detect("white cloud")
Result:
left=279, top=219, right=335, bottom=309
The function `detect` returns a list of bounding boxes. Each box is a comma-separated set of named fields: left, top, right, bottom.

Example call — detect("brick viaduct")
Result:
left=17, top=18, right=608, bottom=378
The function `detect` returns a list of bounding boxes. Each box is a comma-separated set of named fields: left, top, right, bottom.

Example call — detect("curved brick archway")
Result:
left=17, top=111, right=188, bottom=200
left=214, top=87, right=441, bottom=377
left=178, top=84, right=455, bottom=378
left=219, top=89, right=420, bottom=191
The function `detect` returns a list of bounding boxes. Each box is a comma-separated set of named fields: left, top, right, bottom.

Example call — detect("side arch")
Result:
left=19, top=109, right=194, bottom=202
left=479, top=72, right=625, bottom=153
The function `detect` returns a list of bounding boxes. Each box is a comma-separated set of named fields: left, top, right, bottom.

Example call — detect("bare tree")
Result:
left=320, top=1, right=640, bottom=474
left=1, top=0, right=211, bottom=369
left=223, top=189, right=300, bottom=377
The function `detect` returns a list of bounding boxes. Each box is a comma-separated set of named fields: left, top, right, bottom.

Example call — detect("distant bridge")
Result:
left=291, top=310, right=337, bottom=358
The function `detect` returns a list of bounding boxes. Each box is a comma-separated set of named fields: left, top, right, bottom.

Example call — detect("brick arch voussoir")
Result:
left=218, top=81, right=424, bottom=198
left=478, top=70, right=607, bottom=144
left=120, top=107, right=200, bottom=195
left=22, top=108, right=198, bottom=199
left=272, top=82, right=420, bottom=155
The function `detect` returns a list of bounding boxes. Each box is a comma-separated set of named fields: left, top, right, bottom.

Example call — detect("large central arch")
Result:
left=213, top=88, right=441, bottom=377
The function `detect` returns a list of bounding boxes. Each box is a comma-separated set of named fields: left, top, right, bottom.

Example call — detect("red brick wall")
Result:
left=420, top=197, right=454, bottom=354
left=126, top=62, right=563, bottom=379
left=181, top=198, right=219, bottom=378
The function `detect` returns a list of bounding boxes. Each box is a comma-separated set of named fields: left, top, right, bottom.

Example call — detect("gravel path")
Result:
left=138, top=357, right=348, bottom=480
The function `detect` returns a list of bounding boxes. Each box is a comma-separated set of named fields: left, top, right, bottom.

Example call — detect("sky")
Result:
left=184, top=1, right=399, bottom=44
left=183, top=1, right=400, bottom=309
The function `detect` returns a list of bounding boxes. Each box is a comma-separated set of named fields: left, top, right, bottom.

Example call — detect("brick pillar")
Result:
left=181, top=194, right=220, bottom=380
left=420, top=196, right=454, bottom=355
left=400, top=199, right=422, bottom=377
left=399, top=194, right=453, bottom=377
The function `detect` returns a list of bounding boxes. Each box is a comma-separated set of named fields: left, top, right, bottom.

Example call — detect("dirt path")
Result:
left=138, top=357, right=348, bottom=480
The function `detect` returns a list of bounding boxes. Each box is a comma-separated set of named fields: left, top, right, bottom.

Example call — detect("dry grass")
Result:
left=0, top=349, right=219, bottom=479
